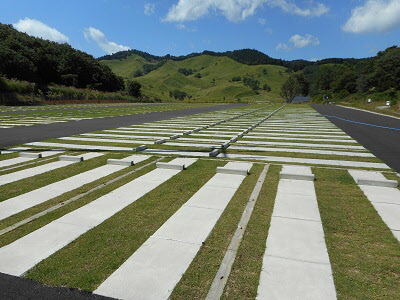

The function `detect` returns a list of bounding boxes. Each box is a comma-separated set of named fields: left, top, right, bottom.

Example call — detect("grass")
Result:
left=0, top=152, right=69, bottom=176
left=170, top=164, right=264, bottom=299
left=383, top=172, right=400, bottom=186
left=221, top=164, right=280, bottom=299
left=0, top=152, right=19, bottom=161
left=100, top=54, right=290, bottom=103
left=240, top=137, right=361, bottom=146
left=314, top=168, right=400, bottom=299
left=25, top=159, right=225, bottom=291
left=0, top=155, right=159, bottom=233
left=0, top=103, right=212, bottom=128
left=223, top=149, right=383, bottom=163
left=0, top=152, right=115, bottom=202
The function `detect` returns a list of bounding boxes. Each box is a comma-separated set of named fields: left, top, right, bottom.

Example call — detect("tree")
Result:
left=0, top=23, right=124, bottom=93
left=194, top=73, right=202, bottom=78
left=280, top=76, right=302, bottom=103
left=133, top=69, right=143, bottom=77
left=294, top=73, right=310, bottom=96
left=243, top=77, right=260, bottom=92
left=263, top=83, right=271, bottom=92
left=232, top=76, right=241, bottom=82
left=126, top=80, right=142, bottom=98
left=169, top=89, right=189, bottom=100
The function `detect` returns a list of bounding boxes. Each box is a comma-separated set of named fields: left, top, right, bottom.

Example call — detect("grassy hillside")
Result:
left=100, top=54, right=290, bottom=103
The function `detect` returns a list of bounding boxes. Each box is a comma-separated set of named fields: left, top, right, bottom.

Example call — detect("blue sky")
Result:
left=1, top=0, right=399, bottom=61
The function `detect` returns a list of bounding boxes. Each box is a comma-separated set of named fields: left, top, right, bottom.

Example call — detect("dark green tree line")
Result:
left=0, top=23, right=124, bottom=93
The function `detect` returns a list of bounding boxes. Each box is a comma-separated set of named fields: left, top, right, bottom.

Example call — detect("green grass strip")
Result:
left=224, top=149, right=382, bottom=163
left=221, top=164, right=280, bottom=299
left=169, top=164, right=264, bottom=299
left=25, top=159, right=225, bottom=291
left=0, top=152, right=71, bottom=176
left=0, top=152, right=19, bottom=161
left=0, top=156, right=160, bottom=233
left=0, top=153, right=123, bottom=202
left=313, top=168, right=400, bottom=299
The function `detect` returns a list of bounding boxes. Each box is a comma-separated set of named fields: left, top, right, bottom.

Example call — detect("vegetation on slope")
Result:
left=0, top=23, right=124, bottom=93
left=99, top=48, right=364, bottom=72
left=101, top=54, right=290, bottom=102
left=280, top=46, right=399, bottom=108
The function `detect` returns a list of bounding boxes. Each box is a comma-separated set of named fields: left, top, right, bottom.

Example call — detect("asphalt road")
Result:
left=0, top=104, right=245, bottom=148
left=312, top=104, right=400, bottom=172
left=0, top=273, right=112, bottom=300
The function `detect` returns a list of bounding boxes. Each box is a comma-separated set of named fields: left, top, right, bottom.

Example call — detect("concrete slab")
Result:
left=0, top=157, right=143, bottom=221
left=0, top=157, right=190, bottom=276
left=0, top=157, right=36, bottom=168
left=156, top=162, right=185, bottom=170
left=266, top=217, right=330, bottom=264
left=0, top=221, right=91, bottom=276
left=152, top=205, right=224, bottom=244
left=95, top=162, right=250, bottom=300
left=372, top=202, right=400, bottom=232
left=94, top=238, right=199, bottom=300
left=135, top=145, right=147, bottom=152
left=19, top=152, right=42, bottom=159
left=273, top=193, right=321, bottom=222
left=184, top=186, right=238, bottom=211
left=59, top=137, right=150, bottom=145
left=257, top=165, right=336, bottom=299
left=81, top=133, right=170, bottom=140
left=0, top=161, right=74, bottom=186
left=258, top=256, right=337, bottom=300
left=236, top=140, right=365, bottom=150
left=220, top=153, right=390, bottom=169
left=349, top=170, right=398, bottom=188
left=216, top=167, right=249, bottom=176
left=209, top=149, right=220, bottom=157
left=358, top=186, right=400, bottom=205
left=280, top=165, right=315, bottom=181
left=26, top=142, right=133, bottom=152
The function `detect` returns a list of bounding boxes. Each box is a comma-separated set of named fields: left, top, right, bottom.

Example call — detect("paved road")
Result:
left=0, top=104, right=245, bottom=148
left=312, top=104, right=400, bottom=172
left=0, top=272, right=112, bottom=300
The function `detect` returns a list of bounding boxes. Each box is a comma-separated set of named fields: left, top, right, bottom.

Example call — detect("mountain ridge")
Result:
left=98, top=48, right=367, bottom=72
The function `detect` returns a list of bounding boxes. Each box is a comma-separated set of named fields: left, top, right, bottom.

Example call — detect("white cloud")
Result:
left=265, top=27, right=273, bottom=34
left=83, top=27, right=130, bottom=54
left=176, top=23, right=197, bottom=32
left=268, top=0, right=329, bottom=17
left=13, top=18, right=69, bottom=43
left=343, top=0, right=400, bottom=34
left=276, top=42, right=290, bottom=51
left=276, top=33, right=320, bottom=51
left=144, top=3, right=156, bottom=16
left=258, top=18, right=267, bottom=25
left=289, top=34, right=320, bottom=48
left=164, top=0, right=329, bottom=23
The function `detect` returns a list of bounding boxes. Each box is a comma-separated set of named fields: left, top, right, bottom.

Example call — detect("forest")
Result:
left=0, top=20, right=398, bottom=105
left=0, top=23, right=124, bottom=94
left=99, top=48, right=365, bottom=72
left=281, top=46, right=400, bottom=103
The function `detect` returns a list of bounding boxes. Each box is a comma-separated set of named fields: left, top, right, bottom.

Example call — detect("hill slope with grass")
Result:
left=100, top=54, right=290, bottom=103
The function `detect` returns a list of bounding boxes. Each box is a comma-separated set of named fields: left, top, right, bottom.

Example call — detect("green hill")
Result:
left=100, top=54, right=290, bottom=103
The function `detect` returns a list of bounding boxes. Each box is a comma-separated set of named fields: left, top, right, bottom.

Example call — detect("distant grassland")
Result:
left=100, top=54, right=290, bottom=103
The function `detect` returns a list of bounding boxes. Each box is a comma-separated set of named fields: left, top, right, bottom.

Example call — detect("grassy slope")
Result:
left=100, top=54, right=152, bottom=78
left=100, top=55, right=290, bottom=103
